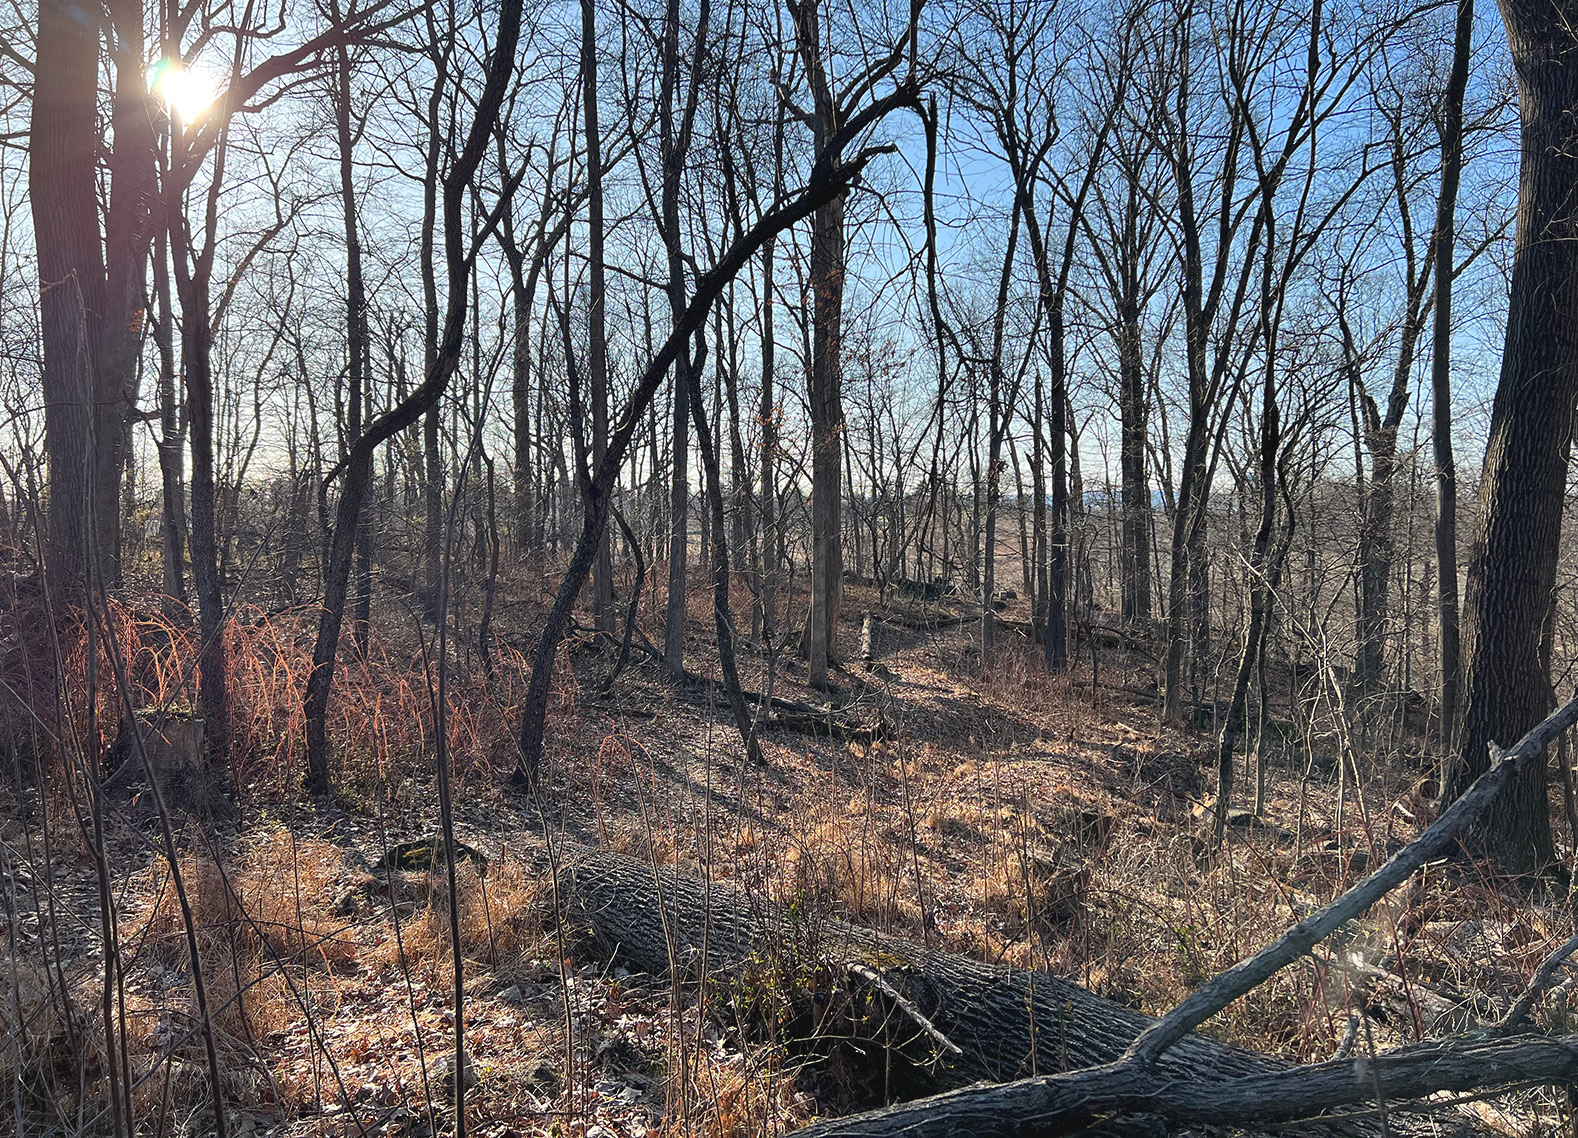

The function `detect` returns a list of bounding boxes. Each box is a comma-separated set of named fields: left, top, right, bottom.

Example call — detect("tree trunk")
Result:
left=1447, top=0, right=1578, bottom=872
left=686, top=338, right=762, bottom=765
left=333, top=26, right=373, bottom=659
left=562, top=848, right=1275, bottom=1089
left=797, top=0, right=846, bottom=689
left=584, top=0, right=614, bottom=638
left=512, top=86, right=920, bottom=783
left=96, top=0, right=158, bottom=589
left=1432, top=0, right=1472, bottom=759
left=152, top=228, right=188, bottom=613
left=31, top=0, right=105, bottom=588
left=758, top=233, right=779, bottom=649
left=664, top=369, right=690, bottom=669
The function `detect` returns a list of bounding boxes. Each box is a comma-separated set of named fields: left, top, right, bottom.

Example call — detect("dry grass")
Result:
left=664, top=1051, right=813, bottom=1138
left=366, top=855, right=549, bottom=975
left=6, top=576, right=1578, bottom=1137
left=783, top=800, right=915, bottom=928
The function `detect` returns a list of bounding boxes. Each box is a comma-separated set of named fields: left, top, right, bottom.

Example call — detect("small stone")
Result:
left=424, top=1050, right=480, bottom=1098
left=499, top=984, right=524, bottom=1004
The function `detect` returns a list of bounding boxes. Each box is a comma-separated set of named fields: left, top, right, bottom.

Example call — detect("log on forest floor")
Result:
left=595, top=647, right=888, bottom=742
left=560, top=847, right=1275, bottom=1086
left=546, top=689, right=1578, bottom=1136
left=554, top=695, right=1578, bottom=1136
left=558, top=847, right=1495, bottom=1137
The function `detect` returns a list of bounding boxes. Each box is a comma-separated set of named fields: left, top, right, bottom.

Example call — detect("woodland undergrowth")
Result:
left=3, top=571, right=1576, bottom=1138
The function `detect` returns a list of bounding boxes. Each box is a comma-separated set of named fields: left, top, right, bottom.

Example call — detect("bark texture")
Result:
left=562, top=849, right=1274, bottom=1088
left=1449, top=0, right=1578, bottom=871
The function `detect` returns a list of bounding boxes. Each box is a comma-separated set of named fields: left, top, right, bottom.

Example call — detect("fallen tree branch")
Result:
left=788, top=691, right=1578, bottom=1137
left=796, top=1031, right=1578, bottom=1137
left=1493, top=929, right=1578, bottom=1038
left=1128, top=691, right=1578, bottom=1067
left=845, top=961, right=964, bottom=1060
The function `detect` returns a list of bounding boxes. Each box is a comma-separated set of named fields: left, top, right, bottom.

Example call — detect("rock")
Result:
left=377, top=836, right=489, bottom=875
left=522, top=1057, right=559, bottom=1095
left=498, top=984, right=524, bottom=1004
left=424, top=1050, right=480, bottom=1098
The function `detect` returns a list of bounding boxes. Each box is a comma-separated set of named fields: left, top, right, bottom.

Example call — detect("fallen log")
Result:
left=796, top=1031, right=1574, bottom=1137
left=875, top=609, right=972, bottom=632
left=561, top=693, right=1578, bottom=1134
left=561, top=848, right=1276, bottom=1088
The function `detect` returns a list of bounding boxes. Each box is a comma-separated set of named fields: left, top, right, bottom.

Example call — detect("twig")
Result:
left=1492, top=930, right=1578, bottom=1038
left=846, top=962, right=963, bottom=1059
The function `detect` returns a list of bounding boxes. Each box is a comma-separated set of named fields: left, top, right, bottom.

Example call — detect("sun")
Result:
left=150, top=59, right=216, bottom=122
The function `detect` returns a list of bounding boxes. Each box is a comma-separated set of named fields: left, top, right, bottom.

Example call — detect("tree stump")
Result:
left=103, top=710, right=207, bottom=805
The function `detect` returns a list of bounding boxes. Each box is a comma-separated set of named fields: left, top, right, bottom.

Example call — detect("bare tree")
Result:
left=1431, top=0, right=1473, bottom=756
left=305, top=0, right=522, bottom=794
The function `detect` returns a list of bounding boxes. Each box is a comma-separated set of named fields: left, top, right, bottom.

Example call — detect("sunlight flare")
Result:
left=150, top=58, right=215, bottom=122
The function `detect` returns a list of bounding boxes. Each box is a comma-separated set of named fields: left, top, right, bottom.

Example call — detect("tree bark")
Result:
left=796, top=0, right=847, bottom=690
left=1448, top=0, right=1578, bottom=872
left=1431, top=0, right=1472, bottom=759
left=562, top=848, right=1274, bottom=1089
left=32, top=0, right=106, bottom=588
left=583, top=0, right=614, bottom=637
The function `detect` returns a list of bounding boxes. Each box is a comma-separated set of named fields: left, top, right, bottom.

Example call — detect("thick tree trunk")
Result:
left=562, top=848, right=1274, bottom=1089
left=798, top=0, right=846, bottom=690
left=32, top=0, right=105, bottom=587
left=96, top=0, right=158, bottom=588
left=178, top=261, right=227, bottom=752
left=1448, top=0, right=1578, bottom=872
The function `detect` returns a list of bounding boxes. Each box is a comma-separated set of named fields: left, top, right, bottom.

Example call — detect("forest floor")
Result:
left=5, top=571, right=1578, bottom=1137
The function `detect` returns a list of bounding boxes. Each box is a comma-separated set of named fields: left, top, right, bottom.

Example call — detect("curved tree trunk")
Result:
left=511, top=85, right=922, bottom=784
left=303, top=0, right=523, bottom=794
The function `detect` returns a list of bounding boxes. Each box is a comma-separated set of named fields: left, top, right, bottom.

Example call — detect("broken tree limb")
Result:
left=1127, top=689, right=1578, bottom=1068
left=796, top=1030, right=1578, bottom=1137
left=786, top=692, right=1578, bottom=1137
left=844, top=961, right=964, bottom=1060
left=1493, top=928, right=1578, bottom=1038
